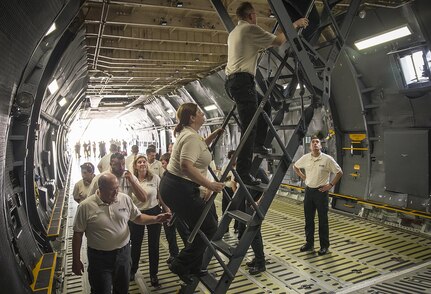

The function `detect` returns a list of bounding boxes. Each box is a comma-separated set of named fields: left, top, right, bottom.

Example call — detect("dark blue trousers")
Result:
left=129, top=205, right=162, bottom=276
left=87, top=243, right=131, bottom=294
left=160, top=172, right=217, bottom=275
left=304, top=187, right=330, bottom=248
left=224, top=72, right=271, bottom=178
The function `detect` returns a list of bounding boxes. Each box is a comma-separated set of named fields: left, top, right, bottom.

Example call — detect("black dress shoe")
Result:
left=246, top=259, right=266, bottom=268
left=241, top=175, right=261, bottom=186
left=168, top=263, right=193, bottom=284
left=150, top=275, right=161, bottom=288
left=253, top=146, right=271, bottom=155
left=249, top=265, right=266, bottom=275
left=246, top=259, right=256, bottom=268
left=190, top=269, right=208, bottom=277
left=299, top=243, right=314, bottom=252
left=129, top=273, right=135, bottom=281
left=318, top=247, right=329, bottom=255
left=166, top=256, right=175, bottom=264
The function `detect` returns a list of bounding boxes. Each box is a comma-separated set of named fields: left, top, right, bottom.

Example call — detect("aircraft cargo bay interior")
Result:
left=0, top=0, right=430, bottom=293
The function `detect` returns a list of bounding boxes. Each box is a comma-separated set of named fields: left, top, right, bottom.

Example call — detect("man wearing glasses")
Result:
left=72, top=173, right=171, bottom=294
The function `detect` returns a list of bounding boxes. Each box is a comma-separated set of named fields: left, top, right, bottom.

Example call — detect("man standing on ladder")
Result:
left=225, top=1, right=308, bottom=186
left=293, top=136, right=343, bottom=255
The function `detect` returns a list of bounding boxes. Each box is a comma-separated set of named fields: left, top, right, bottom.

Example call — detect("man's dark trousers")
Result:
left=304, top=187, right=330, bottom=249
left=225, top=72, right=271, bottom=178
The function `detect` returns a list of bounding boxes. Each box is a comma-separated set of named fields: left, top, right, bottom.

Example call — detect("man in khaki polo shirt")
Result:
left=146, top=147, right=165, bottom=178
left=125, top=144, right=139, bottom=172
left=294, top=136, right=343, bottom=255
left=72, top=162, right=95, bottom=203
left=97, top=143, right=118, bottom=173
left=225, top=1, right=308, bottom=186
left=89, top=152, right=147, bottom=203
left=72, top=173, right=171, bottom=294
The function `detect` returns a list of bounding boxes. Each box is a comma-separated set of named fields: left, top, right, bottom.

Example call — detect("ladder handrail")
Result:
left=187, top=52, right=290, bottom=243
left=180, top=1, right=361, bottom=292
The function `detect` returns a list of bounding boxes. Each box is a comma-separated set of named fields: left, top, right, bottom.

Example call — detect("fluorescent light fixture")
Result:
left=155, top=115, right=163, bottom=119
left=167, top=109, right=174, bottom=113
left=48, top=79, right=59, bottom=94
left=282, top=83, right=301, bottom=90
left=354, top=25, right=411, bottom=50
left=176, top=1, right=183, bottom=7
left=45, top=23, right=56, bottom=36
left=204, top=104, right=217, bottom=111
left=58, top=97, right=67, bottom=107
left=102, top=94, right=129, bottom=98
left=103, top=102, right=125, bottom=106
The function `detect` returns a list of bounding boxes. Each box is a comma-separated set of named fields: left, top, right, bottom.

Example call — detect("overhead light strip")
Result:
left=48, top=79, right=59, bottom=94
left=58, top=97, right=67, bottom=107
left=45, top=23, right=56, bottom=36
left=204, top=104, right=217, bottom=111
left=354, top=25, right=411, bottom=50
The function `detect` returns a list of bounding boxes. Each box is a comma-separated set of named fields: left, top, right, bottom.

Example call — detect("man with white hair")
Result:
left=72, top=173, right=171, bottom=294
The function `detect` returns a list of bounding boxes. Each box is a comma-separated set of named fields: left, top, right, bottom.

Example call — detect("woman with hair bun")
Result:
left=160, top=102, right=224, bottom=282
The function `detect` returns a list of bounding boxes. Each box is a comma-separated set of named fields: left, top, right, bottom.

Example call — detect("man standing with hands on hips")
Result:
left=294, top=136, right=343, bottom=255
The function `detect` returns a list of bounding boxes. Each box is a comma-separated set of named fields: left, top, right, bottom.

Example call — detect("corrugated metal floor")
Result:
left=62, top=161, right=431, bottom=293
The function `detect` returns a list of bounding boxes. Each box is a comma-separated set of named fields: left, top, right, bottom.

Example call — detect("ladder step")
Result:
left=13, top=161, right=23, bottom=167
left=317, top=19, right=333, bottom=31
left=245, top=183, right=268, bottom=192
left=279, top=74, right=294, bottom=79
left=367, top=121, right=381, bottom=125
left=314, top=39, right=337, bottom=51
left=226, top=210, right=252, bottom=224
left=363, top=104, right=379, bottom=109
left=274, top=124, right=297, bottom=130
left=257, top=154, right=285, bottom=161
left=361, top=87, right=375, bottom=94
left=199, top=273, right=218, bottom=292
left=212, top=239, right=234, bottom=258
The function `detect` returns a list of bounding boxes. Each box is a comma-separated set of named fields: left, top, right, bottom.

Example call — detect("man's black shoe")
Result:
left=190, top=269, right=208, bottom=277
left=168, top=263, right=193, bottom=284
left=166, top=256, right=175, bottom=264
left=253, top=146, right=271, bottom=155
left=269, top=97, right=282, bottom=111
left=129, top=273, right=135, bottom=282
left=318, top=247, right=329, bottom=256
left=249, top=265, right=266, bottom=275
left=246, top=259, right=266, bottom=268
left=246, top=259, right=256, bottom=268
left=150, top=275, right=161, bottom=288
left=299, top=243, right=314, bottom=252
left=241, top=175, right=261, bottom=186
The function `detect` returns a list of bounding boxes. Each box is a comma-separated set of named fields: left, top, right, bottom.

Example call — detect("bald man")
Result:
left=72, top=173, right=171, bottom=294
